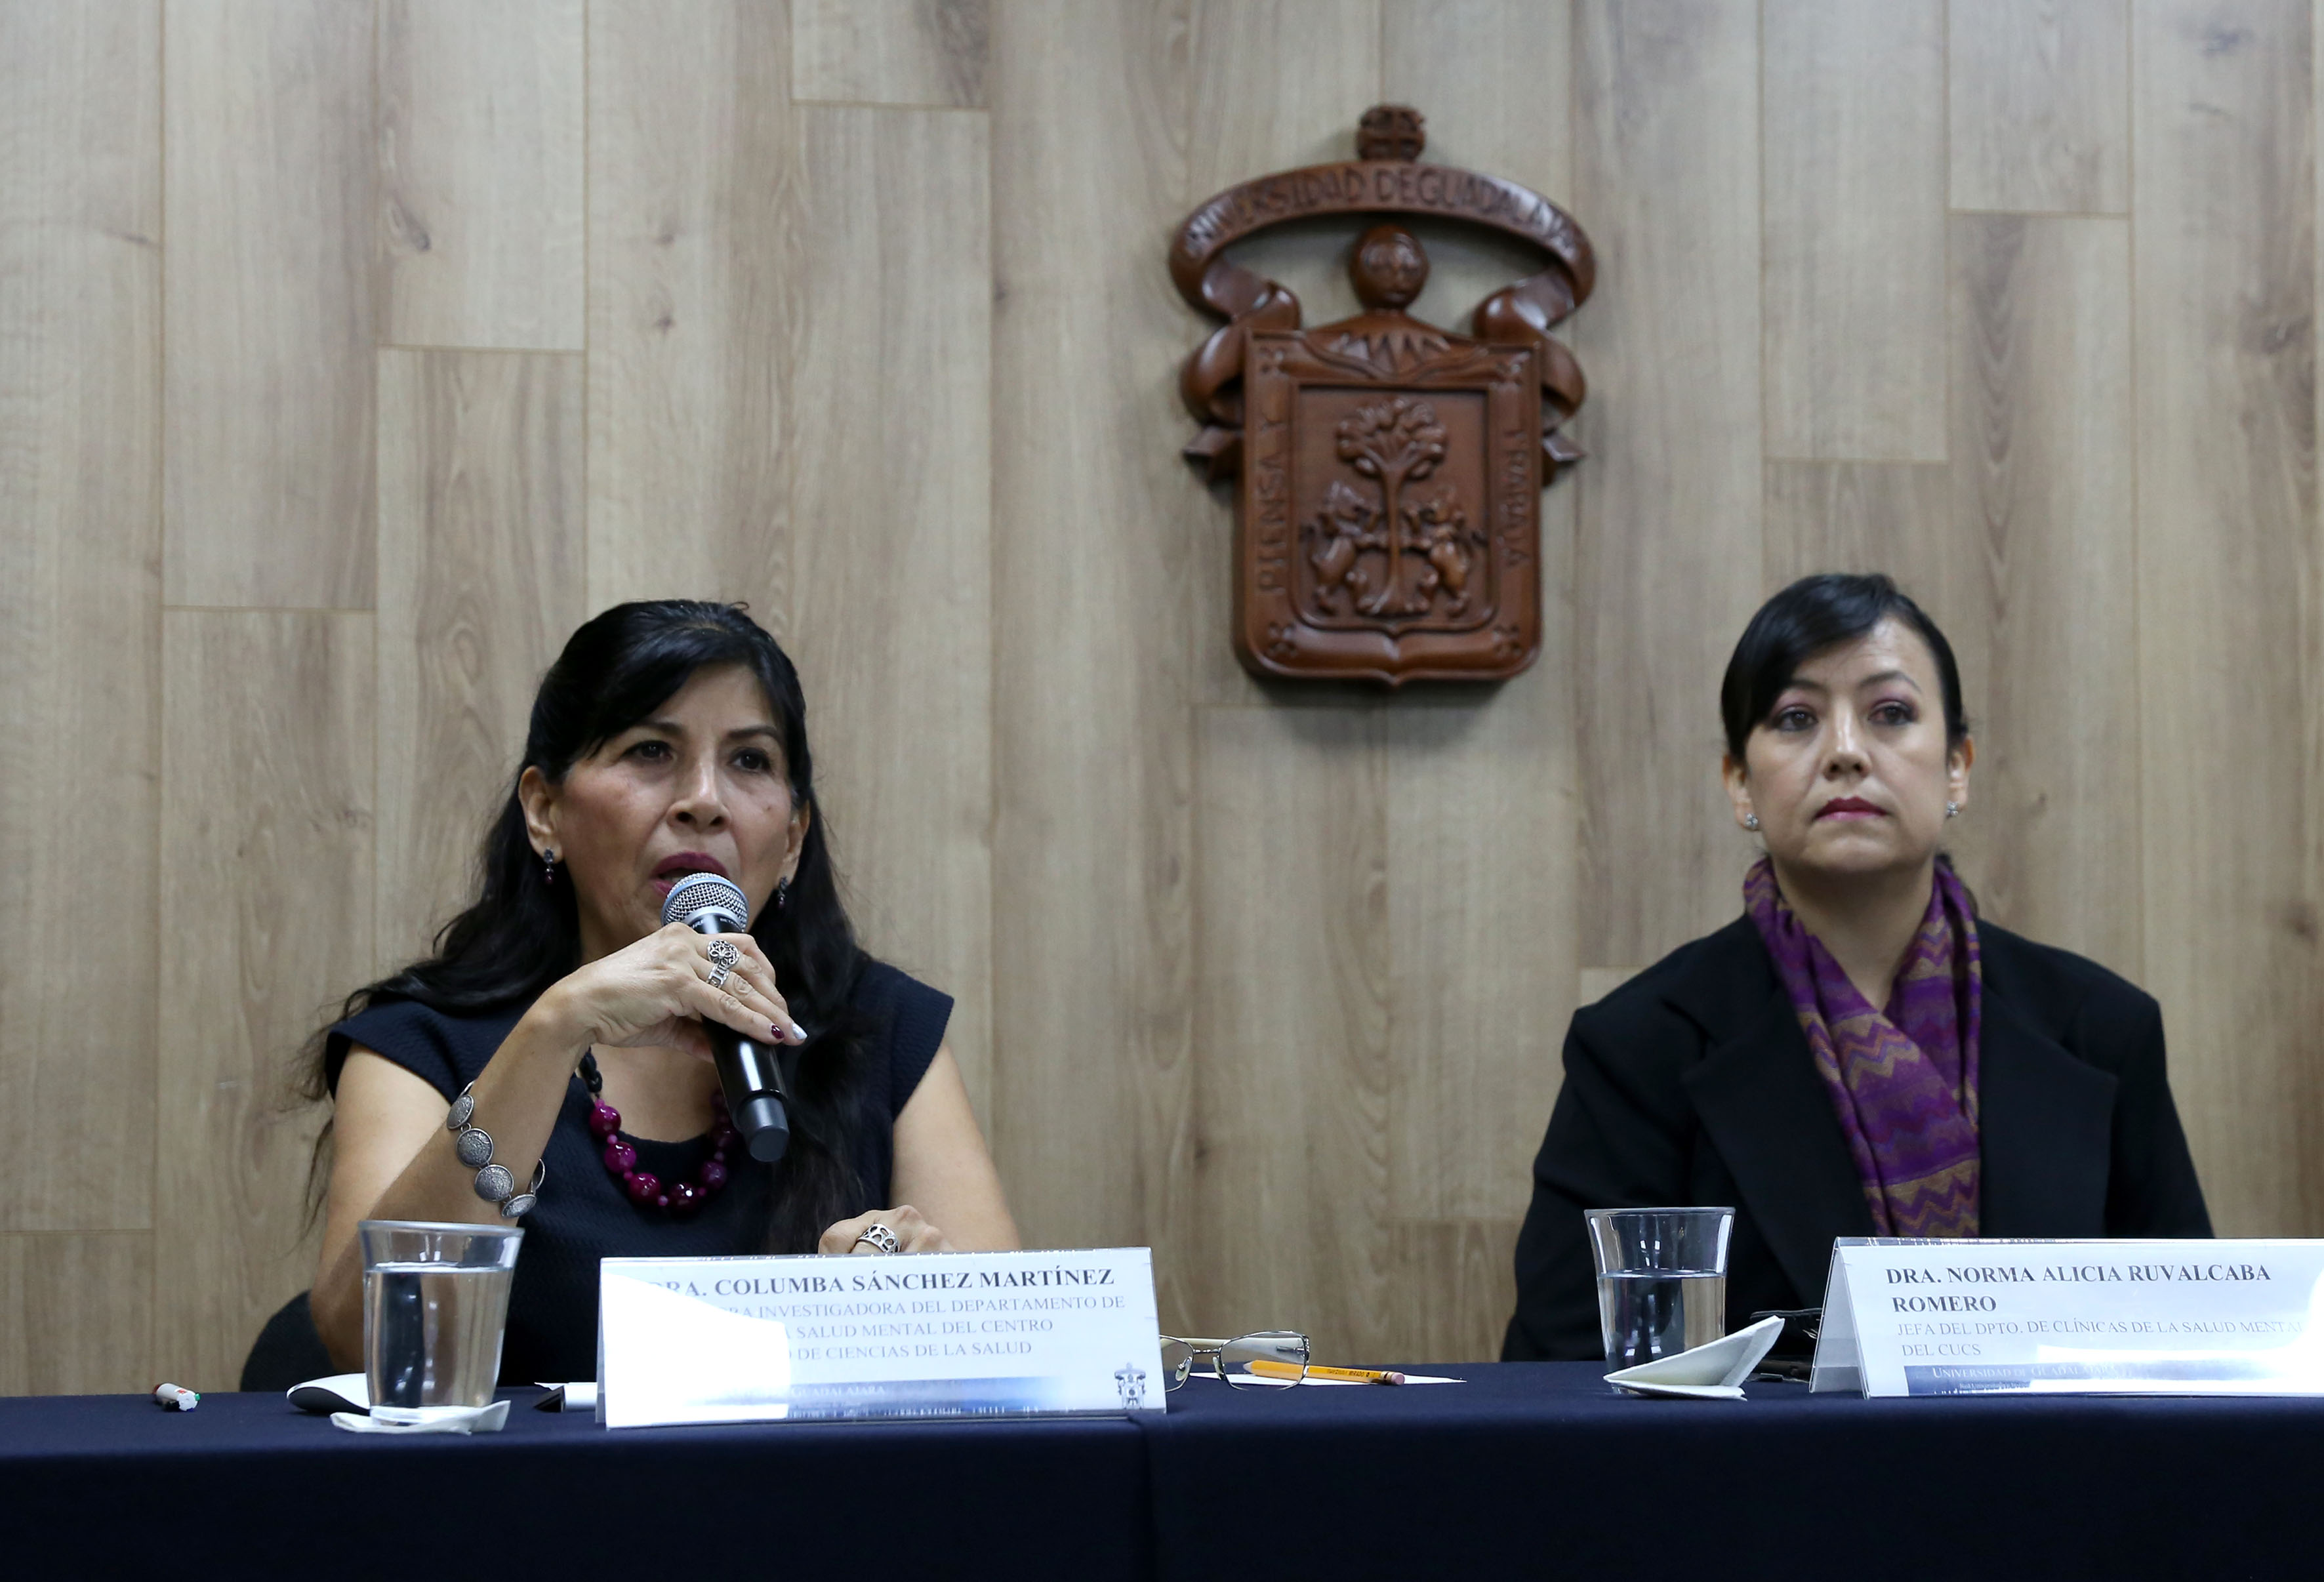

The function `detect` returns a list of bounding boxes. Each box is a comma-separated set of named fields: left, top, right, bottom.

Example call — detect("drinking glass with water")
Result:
left=1585, top=1207, right=1734, bottom=1371
left=359, top=1220, right=523, bottom=1423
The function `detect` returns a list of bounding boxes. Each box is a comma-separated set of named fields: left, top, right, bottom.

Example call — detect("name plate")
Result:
left=595, top=1246, right=1166, bottom=1427
left=1810, top=1238, right=2324, bottom=1396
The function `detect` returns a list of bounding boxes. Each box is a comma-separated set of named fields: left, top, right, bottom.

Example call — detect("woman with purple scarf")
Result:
left=1504, top=574, right=2211, bottom=1362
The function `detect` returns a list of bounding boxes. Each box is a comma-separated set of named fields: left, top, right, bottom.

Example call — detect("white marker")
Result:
left=152, top=1383, right=200, bottom=1411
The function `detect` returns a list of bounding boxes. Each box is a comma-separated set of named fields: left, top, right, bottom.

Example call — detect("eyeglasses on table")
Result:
left=1158, top=1330, right=1311, bottom=1389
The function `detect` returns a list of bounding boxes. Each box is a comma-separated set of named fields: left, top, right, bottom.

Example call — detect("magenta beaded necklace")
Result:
left=578, top=1051, right=737, bottom=1213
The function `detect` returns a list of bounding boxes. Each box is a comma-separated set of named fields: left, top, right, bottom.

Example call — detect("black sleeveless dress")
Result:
left=325, top=960, right=951, bottom=1384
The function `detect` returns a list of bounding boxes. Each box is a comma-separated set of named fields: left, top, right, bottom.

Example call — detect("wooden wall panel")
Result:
left=1577, top=967, right=1641, bottom=1007
left=2134, top=0, right=2322, bottom=1236
left=792, top=0, right=988, bottom=108
left=1187, top=0, right=1371, bottom=178
left=1382, top=0, right=1578, bottom=1233
left=987, top=0, right=1199, bottom=1320
left=1382, top=0, right=1570, bottom=182
left=1763, top=462, right=1961, bottom=608
left=1950, top=0, right=2129, bottom=215
left=788, top=108, right=993, bottom=1105
left=1194, top=708, right=1389, bottom=1357
left=163, top=0, right=375, bottom=609
left=380, top=0, right=585, bottom=352
left=0, top=0, right=161, bottom=1236
left=1574, top=0, right=1763, bottom=967
left=586, top=0, right=801, bottom=610
left=1385, top=687, right=1575, bottom=1225
left=1951, top=216, right=2138, bottom=975
left=1378, top=1, right=1574, bottom=331
left=1181, top=0, right=1394, bottom=1350
left=1, top=1239, right=30, bottom=1390
left=1187, top=0, right=1379, bottom=708
left=0, top=1235, right=154, bottom=1396
left=1763, top=0, right=1947, bottom=462
left=156, top=613, right=373, bottom=1391
left=16, top=0, right=2324, bottom=1395
left=377, top=351, right=586, bottom=968
left=1389, top=1221, right=1519, bottom=1364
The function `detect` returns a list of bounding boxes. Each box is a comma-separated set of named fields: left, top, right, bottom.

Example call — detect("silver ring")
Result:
left=708, top=962, right=732, bottom=990
left=706, top=940, right=741, bottom=970
left=852, top=1223, right=901, bottom=1255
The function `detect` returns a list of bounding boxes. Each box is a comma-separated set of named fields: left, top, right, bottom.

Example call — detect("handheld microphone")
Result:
left=662, top=872, right=791, bottom=1164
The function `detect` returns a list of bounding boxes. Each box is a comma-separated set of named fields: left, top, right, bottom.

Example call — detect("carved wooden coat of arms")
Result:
left=1172, top=106, right=1593, bottom=685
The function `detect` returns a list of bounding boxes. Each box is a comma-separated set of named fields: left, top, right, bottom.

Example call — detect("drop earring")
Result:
left=542, top=847, right=559, bottom=885
left=774, top=878, right=790, bottom=913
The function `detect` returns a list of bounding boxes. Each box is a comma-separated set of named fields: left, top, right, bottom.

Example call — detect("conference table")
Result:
left=7, top=1363, right=2314, bottom=1579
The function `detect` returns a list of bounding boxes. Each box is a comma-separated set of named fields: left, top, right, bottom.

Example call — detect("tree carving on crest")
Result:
left=1171, top=105, right=1594, bottom=685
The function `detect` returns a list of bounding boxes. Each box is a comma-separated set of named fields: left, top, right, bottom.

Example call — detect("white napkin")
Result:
left=1604, top=1314, right=1785, bottom=1400
left=330, top=1400, right=510, bottom=1435
left=285, top=1373, right=369, bottom=1415
left=291, top=1373, right=512, bottom=1432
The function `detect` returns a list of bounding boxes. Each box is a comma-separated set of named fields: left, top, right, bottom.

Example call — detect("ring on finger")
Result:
left=706, top=939, right=741, bottom=970
left=852, top=1223, right=901, bottom=1255
left=707, top=962, right=733, bottom=989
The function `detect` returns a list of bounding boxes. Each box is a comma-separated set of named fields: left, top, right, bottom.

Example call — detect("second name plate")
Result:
left=1810, top=1237, right=2324, bottom=1397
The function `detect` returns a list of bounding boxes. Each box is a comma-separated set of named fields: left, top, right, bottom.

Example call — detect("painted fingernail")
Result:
left=770, top=1023, right=786, bottom=1042
left=788, top=1020, right=808, bottom=1044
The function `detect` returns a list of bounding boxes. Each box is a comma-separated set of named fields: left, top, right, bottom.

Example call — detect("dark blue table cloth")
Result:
left=0, top=1387, right=1151, bottom=1581
left=7, top=1365, right=2319, bottom=1581
left=1149, top=1363, right=2323, bottom=1581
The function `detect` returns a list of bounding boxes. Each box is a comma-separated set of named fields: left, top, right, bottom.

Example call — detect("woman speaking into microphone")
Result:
left=1504, top=573, right=2211, bottom=1361
left=303, top=601, right=1017, bottom=1379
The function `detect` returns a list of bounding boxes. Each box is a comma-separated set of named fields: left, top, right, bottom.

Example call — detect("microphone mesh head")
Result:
left=662, top=872, right=750, bottom=931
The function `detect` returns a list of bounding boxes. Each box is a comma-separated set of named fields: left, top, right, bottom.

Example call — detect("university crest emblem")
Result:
left=1172, top=106, right=1593, bottom=684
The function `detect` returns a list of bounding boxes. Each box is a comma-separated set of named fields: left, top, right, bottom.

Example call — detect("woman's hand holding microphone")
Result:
left=525, top=929, right=952, bottom=1256
left=531, top=922, right=807, bottom=1058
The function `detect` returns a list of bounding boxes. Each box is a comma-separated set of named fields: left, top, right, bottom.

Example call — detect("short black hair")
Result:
left=1720, top=573, right=1968, bottom=761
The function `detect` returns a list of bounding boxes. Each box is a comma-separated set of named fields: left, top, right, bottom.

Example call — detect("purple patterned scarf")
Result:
left=1743, top=857, right=1982, bottom=1238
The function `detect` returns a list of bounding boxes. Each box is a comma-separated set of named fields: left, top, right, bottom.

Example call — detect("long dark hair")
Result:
left=301, top=600, right=874, bottom=1253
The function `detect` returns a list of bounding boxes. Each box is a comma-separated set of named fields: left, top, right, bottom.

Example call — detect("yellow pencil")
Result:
left=1247, top=1359, right=1406, bottom=1385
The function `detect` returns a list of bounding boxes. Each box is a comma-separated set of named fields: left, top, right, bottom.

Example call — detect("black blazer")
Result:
left=1503, top=916, right=2213, bottom=1361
